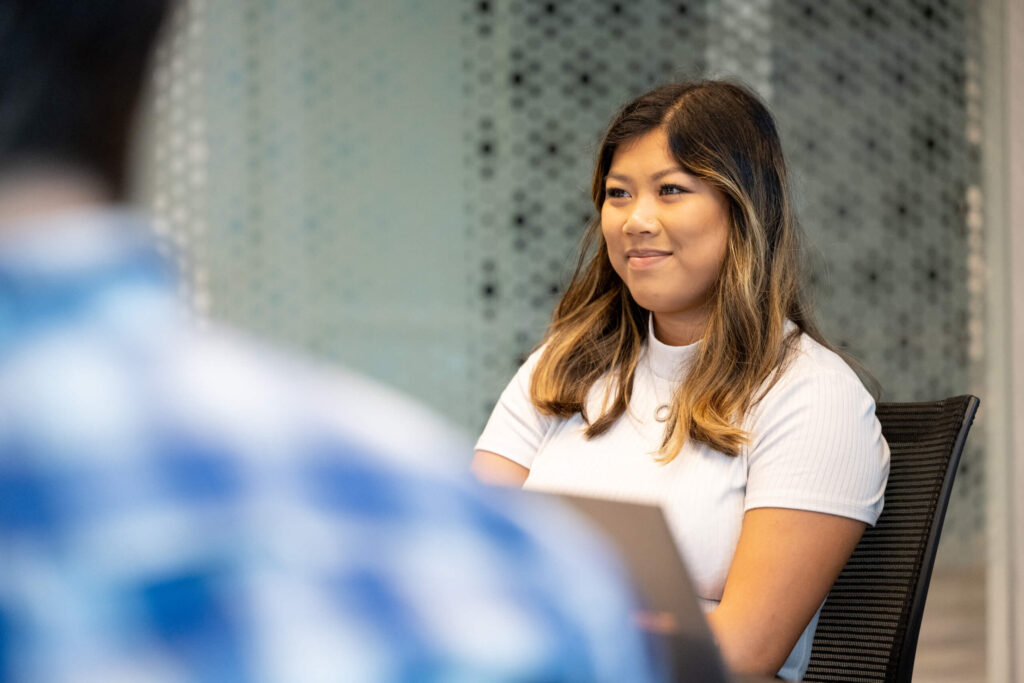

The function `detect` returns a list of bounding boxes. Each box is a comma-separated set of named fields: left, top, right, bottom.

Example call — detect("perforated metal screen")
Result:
left=138, top=0, right=986, bottom=561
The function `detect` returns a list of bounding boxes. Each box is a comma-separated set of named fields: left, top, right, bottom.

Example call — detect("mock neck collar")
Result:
left=645, top=314, right=700, bottom=380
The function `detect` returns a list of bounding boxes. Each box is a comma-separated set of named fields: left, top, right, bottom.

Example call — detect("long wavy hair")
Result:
left=530, top=80, right=855, bottom=460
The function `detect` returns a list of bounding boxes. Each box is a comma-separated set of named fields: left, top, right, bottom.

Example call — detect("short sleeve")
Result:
left=474, top=349, right=555, bottom=469
left=743, top=362, right=889, bottom=526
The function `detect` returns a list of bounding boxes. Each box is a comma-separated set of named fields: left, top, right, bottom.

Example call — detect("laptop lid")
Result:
left=549, top=493, right=733, bottom=683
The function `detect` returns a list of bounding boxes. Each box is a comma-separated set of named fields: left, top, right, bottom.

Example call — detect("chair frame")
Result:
left=803, top=395, right=980, bottom=683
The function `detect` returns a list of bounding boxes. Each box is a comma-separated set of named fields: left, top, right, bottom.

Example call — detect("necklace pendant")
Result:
left=655, top=404, right=672, bottom=422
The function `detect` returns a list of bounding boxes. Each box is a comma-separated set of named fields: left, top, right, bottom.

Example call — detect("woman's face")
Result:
left=601, top=127, right=731, bottom=345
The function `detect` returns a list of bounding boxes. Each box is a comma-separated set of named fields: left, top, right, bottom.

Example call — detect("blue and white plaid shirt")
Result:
left=0, top=209, right=660, bottom=683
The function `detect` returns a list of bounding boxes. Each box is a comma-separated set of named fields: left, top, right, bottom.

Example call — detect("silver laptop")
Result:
left=545, top=493, right=735, bottom=683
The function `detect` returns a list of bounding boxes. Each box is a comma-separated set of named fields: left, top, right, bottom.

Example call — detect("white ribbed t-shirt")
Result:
left=475, top=321, right=889, bottom=680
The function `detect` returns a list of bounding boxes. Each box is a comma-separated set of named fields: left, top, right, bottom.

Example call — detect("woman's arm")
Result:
left=471, top=449, right=530, bottom=486
left=706, top=507, right=865, bottom=676
left=473, top=348, right=551, bottom=486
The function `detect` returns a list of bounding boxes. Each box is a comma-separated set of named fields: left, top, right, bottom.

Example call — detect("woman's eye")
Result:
left=660, top=184, right=688, bottom=195
left=606, top=187, right=630, bottom=199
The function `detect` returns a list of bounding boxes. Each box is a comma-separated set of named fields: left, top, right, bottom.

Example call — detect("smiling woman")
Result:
left=601, top=129, right=731, bottom=346
left=471, top=81, right=890, bottom=681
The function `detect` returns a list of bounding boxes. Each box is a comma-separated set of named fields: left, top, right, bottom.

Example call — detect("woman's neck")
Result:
left=652, top=312, right=708, bottom=346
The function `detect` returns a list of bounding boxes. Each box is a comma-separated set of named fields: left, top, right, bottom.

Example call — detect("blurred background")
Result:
left=131, top=1, right=1021, bottom=681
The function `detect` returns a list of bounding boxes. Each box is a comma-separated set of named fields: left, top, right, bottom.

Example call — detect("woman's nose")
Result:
left=623, top=199, right=660, bottom=234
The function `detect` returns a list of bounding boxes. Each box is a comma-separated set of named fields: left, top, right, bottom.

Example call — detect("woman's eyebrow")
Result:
left=651, top=167, right=686, bottom=180
left=606, top=167, right=686, bottom=183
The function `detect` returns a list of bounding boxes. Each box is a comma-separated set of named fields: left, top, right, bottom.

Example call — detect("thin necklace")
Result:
left=646, top=345, right=673, bottom=423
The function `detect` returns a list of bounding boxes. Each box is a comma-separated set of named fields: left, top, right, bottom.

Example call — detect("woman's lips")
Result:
left=626, top=249, right=671, bottom=269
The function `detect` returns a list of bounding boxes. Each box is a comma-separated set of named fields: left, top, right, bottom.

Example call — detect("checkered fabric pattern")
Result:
left=0, top=209, right=659, bottom=683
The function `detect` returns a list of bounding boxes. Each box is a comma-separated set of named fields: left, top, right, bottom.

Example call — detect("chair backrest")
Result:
left=803, top=395, right=980, bottom=683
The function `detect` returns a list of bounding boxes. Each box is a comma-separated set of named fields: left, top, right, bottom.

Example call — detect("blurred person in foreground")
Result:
left=0, top=1, right=661, bottom=681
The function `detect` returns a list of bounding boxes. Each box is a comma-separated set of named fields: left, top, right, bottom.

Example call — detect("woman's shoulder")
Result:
left=749, top=328, right=876, bottom=425
left=743, top=329, right=889, bottom=525
left=787, top=331, right=864, bottom=385
left=774, top=325, right=864, bottom=389
left=505, top=344, right=547, bottom=385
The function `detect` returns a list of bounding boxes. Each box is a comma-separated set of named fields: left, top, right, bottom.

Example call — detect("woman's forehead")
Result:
left=609, top=130, right=675, bottom=168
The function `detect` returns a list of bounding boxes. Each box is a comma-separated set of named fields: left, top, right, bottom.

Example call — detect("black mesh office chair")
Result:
left=803, top=395, right=980, bottom=683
